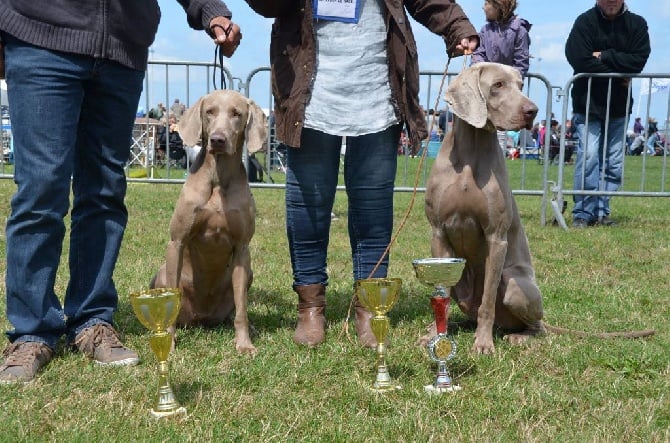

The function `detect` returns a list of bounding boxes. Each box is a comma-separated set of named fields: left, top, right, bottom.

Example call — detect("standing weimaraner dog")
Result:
left=151, top=89, right=267, bottom=355
left=424, top=62, right=543, bottom=355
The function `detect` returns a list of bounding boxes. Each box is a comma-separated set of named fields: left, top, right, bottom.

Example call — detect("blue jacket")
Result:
left=471, top=15, right=531, bottom=77
left=0, top=0, right=231, bottom=71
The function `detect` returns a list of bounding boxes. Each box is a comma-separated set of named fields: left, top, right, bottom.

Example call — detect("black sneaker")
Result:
left=73, top=323, right=140, bottom=366
left=571, top=218, right=590, bottom=229
left=0, top=341, right=54, bottom=384
left=596, top=216, right=618, bottom=226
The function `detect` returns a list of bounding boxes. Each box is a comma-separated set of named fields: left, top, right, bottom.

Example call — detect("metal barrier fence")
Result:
left=243, top=67, right=556, bottom=194
left=2, top=62, right=667, bottom=229
left=546, top=73, right=670, bottom=229
left=0, top=63, right=564, bottom=192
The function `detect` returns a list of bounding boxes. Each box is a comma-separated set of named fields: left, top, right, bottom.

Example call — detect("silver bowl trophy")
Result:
left=412, top=258, right=466, bottom=394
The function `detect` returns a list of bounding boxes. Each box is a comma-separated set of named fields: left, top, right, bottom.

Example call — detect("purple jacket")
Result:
left=472, top=16, right=531, bottom=76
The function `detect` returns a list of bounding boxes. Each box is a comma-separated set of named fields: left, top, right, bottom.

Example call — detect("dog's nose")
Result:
left=210, top=132, right=228, bottom=147
left=524, top=103, right=538, bottom=120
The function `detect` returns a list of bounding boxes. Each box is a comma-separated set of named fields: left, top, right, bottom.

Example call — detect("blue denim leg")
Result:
left=597, top=116, right=625, bottom=218
left=3, top=36, right=144, bottom=349
left=285, top=125, right=400, bottom=286
left=645, top=133, right=658, bottom=156
left=572, top=114, right=626, bottom=222
left=344, top=125, right=400, bottom=281
left=286, top=128, right=341, bottom=287
left=572, top=114, right=601, bottom=222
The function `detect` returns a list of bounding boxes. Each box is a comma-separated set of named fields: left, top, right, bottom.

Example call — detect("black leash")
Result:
left=211, top=23, right=233, bottom=90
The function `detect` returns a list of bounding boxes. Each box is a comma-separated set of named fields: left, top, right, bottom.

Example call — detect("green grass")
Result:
left=0, top=157, right=668, bottom=442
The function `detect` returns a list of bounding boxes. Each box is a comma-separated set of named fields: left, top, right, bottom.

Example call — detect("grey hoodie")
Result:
left=0, top=0, right=231, bottom=71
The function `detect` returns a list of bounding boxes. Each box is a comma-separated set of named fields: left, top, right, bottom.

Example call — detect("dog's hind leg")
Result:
left=500, top=275, right=546, bottom=344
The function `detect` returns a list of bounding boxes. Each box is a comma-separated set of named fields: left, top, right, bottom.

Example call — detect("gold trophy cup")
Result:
left=412, top=258, right=466, bottom=393
left=354, top=278, right=402, bottom=392
left=129, top=288, right=186, bottom=417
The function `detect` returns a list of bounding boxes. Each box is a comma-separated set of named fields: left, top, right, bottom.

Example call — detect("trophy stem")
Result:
left=427, top=291, right=460, bottom=393
left=430, top=293, right=451, bottom=335
left=149, top=333, right=185, bottom=417
left=370, top=316, right=399, bottom=391
left=433, top=285, right=448, bottom=298
left=434, top=361, right=455, bottom=390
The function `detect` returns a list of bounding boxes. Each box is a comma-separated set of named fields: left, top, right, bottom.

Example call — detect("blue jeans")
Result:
left=286, top=125, right=400, bottom=287
left=646, top=133, right=659, bottom=155
left=571, top=113, right=626, bottom=222
left=3, top=35, right=145, bottom=349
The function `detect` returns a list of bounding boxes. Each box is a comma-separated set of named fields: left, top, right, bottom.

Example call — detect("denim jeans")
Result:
left=571, top=113, right=626, bottom=222
left=646, top=133, right=659, bottom=155
left=286, top=125, right=401, bottom=287
left=3, top=35, right=145, bottom=349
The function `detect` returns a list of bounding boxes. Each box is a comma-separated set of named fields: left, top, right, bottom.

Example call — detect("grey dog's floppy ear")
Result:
left=245, top=100, right=268, bottom=154
left=444, top=65, right=487, bottom=128
left=177, top=97, right=205, bottom=147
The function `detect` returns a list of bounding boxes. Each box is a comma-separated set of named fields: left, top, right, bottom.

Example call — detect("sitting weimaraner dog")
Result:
left=424, top=62, right=543, bottom=355
left=151, top=89, right=267, bottom=355
left=422, top=63, right=654, bottom=354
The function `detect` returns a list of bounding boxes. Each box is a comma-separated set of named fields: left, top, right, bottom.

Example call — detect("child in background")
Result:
left=472, top=0, right=531, bottom=76
left=472, top=0, right=532, bottom=153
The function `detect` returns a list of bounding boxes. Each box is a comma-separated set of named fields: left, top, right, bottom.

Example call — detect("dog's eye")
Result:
left=231, top=108, right=242, bottom=118
left=493, top=81, right=504, bottom=89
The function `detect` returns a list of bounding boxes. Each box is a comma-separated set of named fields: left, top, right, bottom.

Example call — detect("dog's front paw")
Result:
left=234, top=332, right=257, bottom=356
left=472, top=335, right=495, bottom=355
left=235, top=341, right=257, bottom=356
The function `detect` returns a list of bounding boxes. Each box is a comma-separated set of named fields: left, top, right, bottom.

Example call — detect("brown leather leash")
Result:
left=340, top=52, right=472, bottom=342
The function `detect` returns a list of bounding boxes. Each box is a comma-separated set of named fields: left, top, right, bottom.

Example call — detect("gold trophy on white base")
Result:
left=355, top=278, right=403, bottom=392
left=412, top=258, right=466, bottom=394
left=129, top=288, right=186, bottom=418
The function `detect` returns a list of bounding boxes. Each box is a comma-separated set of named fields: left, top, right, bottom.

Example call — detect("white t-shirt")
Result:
left=304, top=0, right=398, bottom=136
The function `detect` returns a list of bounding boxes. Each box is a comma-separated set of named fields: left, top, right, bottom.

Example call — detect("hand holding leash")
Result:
left=209, top=16, right=242, bottom=58
left=455, top=36, right=478, bottom=56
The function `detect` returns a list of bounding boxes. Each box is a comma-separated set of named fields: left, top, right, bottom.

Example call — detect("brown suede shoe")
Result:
left=354, top=301, right=377, bottom=349
left=293, top=284, right=326, bottom=347
left=0, top=341, right=54, bottom=384
left=73, top=323, right=139, bottom=366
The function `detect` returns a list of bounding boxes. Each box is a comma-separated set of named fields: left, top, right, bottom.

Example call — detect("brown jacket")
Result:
left=246, top=0, right=476, bottom=149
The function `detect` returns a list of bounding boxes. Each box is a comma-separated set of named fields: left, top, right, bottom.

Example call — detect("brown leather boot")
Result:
left=355, top=299, right=377, bottom=349
left=293, top=284, right=326, bottom=346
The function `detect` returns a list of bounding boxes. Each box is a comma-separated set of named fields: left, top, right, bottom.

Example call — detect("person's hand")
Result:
left=455, top=36, right=479, bottom=55
left=209, top=16, right=242, bottom=57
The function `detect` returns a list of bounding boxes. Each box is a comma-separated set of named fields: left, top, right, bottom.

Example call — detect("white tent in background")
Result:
left=640, top=78, right=670, bottom=95
left=635, top=77, right=670, bottom=118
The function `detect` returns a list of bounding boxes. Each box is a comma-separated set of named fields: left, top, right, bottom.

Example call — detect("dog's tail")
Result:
left=543, top=322, right=655, bottom=339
